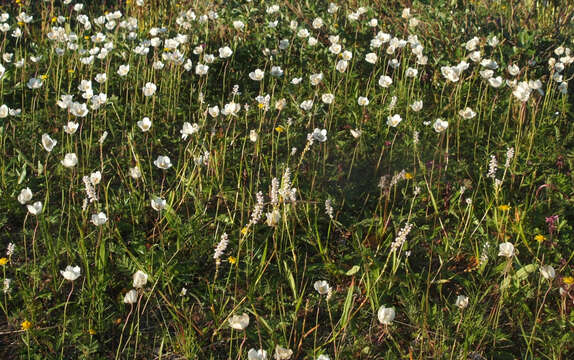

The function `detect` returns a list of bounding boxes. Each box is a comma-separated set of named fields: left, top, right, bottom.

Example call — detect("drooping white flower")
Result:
left=27, top=77, right=43, bottom=89
left=459, top=107, right=476, bottom=119
left=63, top=121, right=79, bottom=134
left=312, top=128, right=327, bottom=142
left=180, top=122, right=199, bottom=140
left=27, top=201, right=43, bottom=215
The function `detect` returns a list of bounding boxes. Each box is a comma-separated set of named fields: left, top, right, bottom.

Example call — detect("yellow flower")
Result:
left=257, top=103, right=264, bottom=109
left=0, top=257, right=7, bottom=266
left=228, top=256, right=237, bottom=265
left=563, top=276, right=574, bottom=285
left=40, top=74, right=48, bottom=80
left=498, top=205, right=510, bottom=211
left=84, top=35, right=90, bottom=40
left=405, top=172, right=413, bottom=180
left=534, top=234, right=545, bottom=243
left=241, top=227, right=248, bottom=235
left=68, top=69, right=75, bottom=74
left=17, top=21, right=24, bottom=26
left=275, top=126, right=284, bottom=133
left=51, top=17, right=57, bottom=23
left=21, top=320, right=31, bottom=331
left=88, top=329, right=96, bottom=335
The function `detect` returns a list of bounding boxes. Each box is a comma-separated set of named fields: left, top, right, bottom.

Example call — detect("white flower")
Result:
left=219, top=46, right=233, bottom=58
left=357, top=96, right=369, bottom=106
left=540, top=265, right=555, bottom=280
left=377, top=305, right=395, bottom=325
left=123, top=289, right=138, bottom=304
left=312, top=128, right=327, bottom=142
left=350, top=129, right=362, bottom=139
left=265, top=210, right=281, bottom=227
left=329, top=43, right=341, bottom=54
left=387, top=114, right=402, bottom=127
left=249, top=69, right=265, bottom=81
left=433, top=118, right=449, bottom=133
left=228, top=313, right=250, bottom=330
left=63, top=121, right=79, bottom=134
left=365, top=52, right=377, bottom=64
left=151, top=197, right=166, bottom=211
left=321, top=93, right=334, bottom=104
left=274, top=346, right=293, bottom=360
left=137, top=117, right=152, bottom=132
left=61, top=153, right=78, bottom=168
left=336, top=59, right=348, bottom=73
left=411, top=100, right=423, bottom=112
left=459, top=107, right=476, bottom=119
left=18, top=187, right=33, bottom=205
left=248, top=349, right=268, bottom=360
left=270, top=66, right=283, bottom=77
left=27, top=77, right=43, bottom=89
left=27, top=201, right=43, bottom=215
left=129, top=166, right=142, bottom=179
left=513, top=81, right=532, bottom=102
left=498, top=242, right=515, bottom=258
left=195, top=64, right=209, bottom=75
left=42, top=134, right=58, bottom=152
left=154, top=155, right=172, bottom=170
left=309, top=73, right=323, bottom=86
left=507, top=64, right=520, bottom=76
left=133, top=270, right=148, bottom=288
left=378, top=75, right=392, bottom=88
left=455, top=295, right=469, bottom=309
left=249, top=130, right=258, bottom=142
left=142, top=82, right=157, bottom=97
left=208, top=105, right=219, bottom=117
left=60, top=265, right=81, bottom=281
left=300, top=100, right=314, bottom=111
left=117, top=64, right=130, bottom=76
left=488, top=76, right=503, bottom=88
left=405, top=67, right=418, bottom=78
left=90, top=171, right=101, bottom=185
left=314, top=280, right=330, bottom=295
left=180, top=122, right=199, bottom=140
left=0, top=104, right=9, bottom=118
left=233, top=21, right=245, bottom=30
left=91, top=212, right=108, bottom=226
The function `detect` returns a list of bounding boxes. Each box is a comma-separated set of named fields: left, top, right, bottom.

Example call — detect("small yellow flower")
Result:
left=228, top=256, right=237, bottom=265
left=563, top=276, right=574, bottom=285
left=21, top=320, right=31, bottom=331
left=275, top=126, right=284, bottom=133
left=88, top=328, right=96, bottom=335
left=240, top=227, right=248, bottom=235
left=257, top=103, right=264, bottom=109
left=0, top=257, right=7, bottom=266
left=40, top=74, right=48, bottom=80
left=17, top=21, right=24, bottom=26
left=534, top=234, right=545, bottom=243
left=498, top=205, right=510, bottom=211
left=51, top=17, right=57, bottom=23
left=84, top=35, right=90, bottom=40
left=68, top=69, right=75, bottom=74
left=405, top=172, right=413, bottom=180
